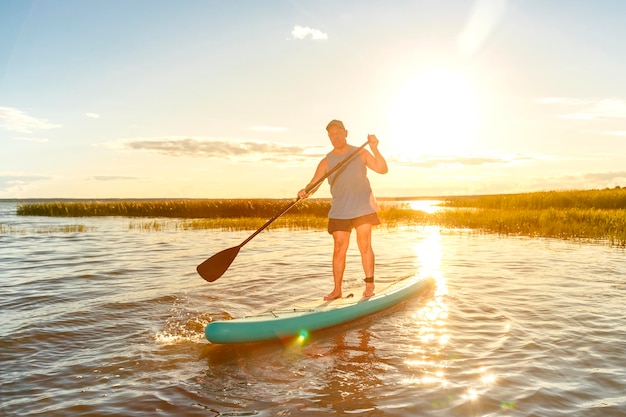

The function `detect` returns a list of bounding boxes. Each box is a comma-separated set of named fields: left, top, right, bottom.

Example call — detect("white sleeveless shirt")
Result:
left=326, top=145, right=379, bottom=219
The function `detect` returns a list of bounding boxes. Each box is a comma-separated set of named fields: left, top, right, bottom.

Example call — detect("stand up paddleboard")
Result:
left=205, top=275, right=434, bottom=344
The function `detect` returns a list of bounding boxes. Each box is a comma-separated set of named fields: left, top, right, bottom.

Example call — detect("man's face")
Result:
left=327, top=126, right=348, bottom=148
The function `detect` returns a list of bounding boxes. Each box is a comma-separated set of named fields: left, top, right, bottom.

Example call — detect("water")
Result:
left=1, top=201, right=625, bottom=416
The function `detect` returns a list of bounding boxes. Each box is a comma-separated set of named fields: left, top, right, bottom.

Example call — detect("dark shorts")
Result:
left=327, top=212, right=381, bottom=234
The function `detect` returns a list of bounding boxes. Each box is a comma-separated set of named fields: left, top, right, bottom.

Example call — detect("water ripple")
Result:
left=1, top=203, right=626, bottom=416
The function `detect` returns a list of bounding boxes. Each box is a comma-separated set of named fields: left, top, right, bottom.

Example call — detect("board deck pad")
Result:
left=205, top=275, right=434, bottom=344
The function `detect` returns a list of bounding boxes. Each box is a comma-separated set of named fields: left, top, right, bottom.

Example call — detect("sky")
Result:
left=1, top=0, right=626, bottom=199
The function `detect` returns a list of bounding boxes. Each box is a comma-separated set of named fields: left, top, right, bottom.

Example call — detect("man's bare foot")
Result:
left=363, top=283, right=375, bottom=298
left=324, top=291, right=342, bottom=301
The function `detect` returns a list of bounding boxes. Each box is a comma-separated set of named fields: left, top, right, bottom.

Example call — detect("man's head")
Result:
left=326, top=119, right=345, bottom=131
left=326, top=119, right=348, bottom=148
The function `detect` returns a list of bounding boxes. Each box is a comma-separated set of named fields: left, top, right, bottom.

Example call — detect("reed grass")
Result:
left=14, top=188, right=626, bottom=246
left=438, top=187, right=626, bottom=247
left=129, top=216, right=331, bottom=232
left=443, top=188, right=626, bottom=210
left=433, top=208, right=626, bottom=246
left=127, top=206, right=422, bottom=232
left=16, top=199, right=333, bottom=218
left=0, top=224, right=14, bottom=234
left=0, top=224, right=92, bottom=234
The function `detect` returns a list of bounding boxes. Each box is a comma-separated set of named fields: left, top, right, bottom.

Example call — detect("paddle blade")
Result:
left=196, top=245, right=241, bottom=282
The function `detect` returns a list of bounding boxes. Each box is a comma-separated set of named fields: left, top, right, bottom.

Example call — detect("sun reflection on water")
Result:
left=403, top=227, right=514, bottom=411
left=403, top=227, right=450, bottom=389
left=407, top=200, right=446, bottom=214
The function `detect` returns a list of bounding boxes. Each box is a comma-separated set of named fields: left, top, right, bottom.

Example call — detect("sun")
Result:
left=388, top=69, right=480, bottom=158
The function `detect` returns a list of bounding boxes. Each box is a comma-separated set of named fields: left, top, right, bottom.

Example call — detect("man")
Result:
left=298, top=119, right=388, bottom=300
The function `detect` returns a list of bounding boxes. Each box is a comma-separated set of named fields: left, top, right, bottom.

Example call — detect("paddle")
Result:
left=196, top=140, right=369, bottom=282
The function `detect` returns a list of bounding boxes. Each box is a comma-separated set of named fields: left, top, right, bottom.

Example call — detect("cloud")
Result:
left=535, top=97, right=583, bottom=105
left=536, top=97, right=626, bottom=120
left=581, top=171, right=626, bottom=182
left=13, top=137, right=49, bottom=143
left=246, top=126, right=288, bottom=132
left=391, top=153, right=533, bottom=168
left=0, top=107, right=62, bottom=133
left=0, top=173, right=51, bottom=182
left=112, top=137, right=545, bottom=170
left=86, top=113, right=100, bottom=119
left=605, top=131, right=626, bottom=137
left=291, top=25, right=328, bottom=40
left=0, top=173, right=51, bottom=194
left=519, top=170, right=626, bottom=192
left=88, top=176, right=141, bottom=181
left=117, top=137, right=327, bottom=162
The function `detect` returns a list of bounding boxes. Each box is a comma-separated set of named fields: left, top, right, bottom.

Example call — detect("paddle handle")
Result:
left=240, top=141, right=368, bottom=248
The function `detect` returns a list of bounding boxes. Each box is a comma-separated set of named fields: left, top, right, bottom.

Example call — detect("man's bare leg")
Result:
left=355, top=223, right=375, bottom=297
left=325, top=230, right=351, bottom=300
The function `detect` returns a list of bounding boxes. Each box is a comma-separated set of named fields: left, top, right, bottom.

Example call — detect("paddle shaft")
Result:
left=239, top=140, right=368, bottom=248
left=196, top=141, right=369, bottom=281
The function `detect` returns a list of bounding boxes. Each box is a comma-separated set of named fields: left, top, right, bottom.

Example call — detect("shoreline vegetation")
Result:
left=11, top=188, right=626, bottom=247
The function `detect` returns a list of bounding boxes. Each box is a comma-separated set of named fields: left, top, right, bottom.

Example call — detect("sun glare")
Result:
left=388, top=69, right=480, bottom=158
